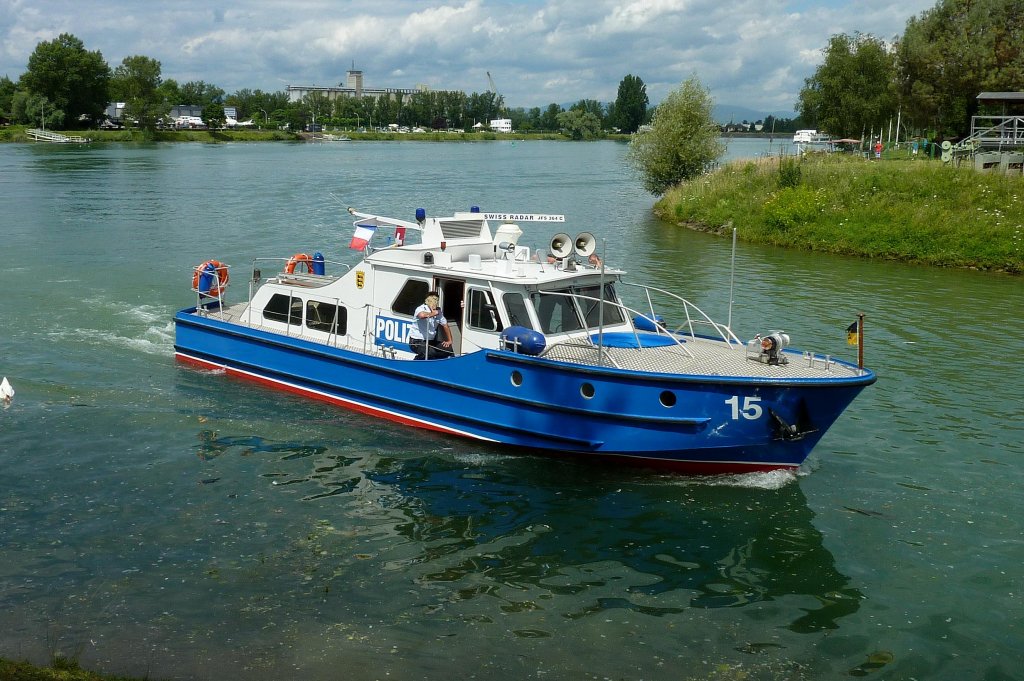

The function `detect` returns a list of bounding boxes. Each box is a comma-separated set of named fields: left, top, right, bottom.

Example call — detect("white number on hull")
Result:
left=725, top=395, right=763, bottom=420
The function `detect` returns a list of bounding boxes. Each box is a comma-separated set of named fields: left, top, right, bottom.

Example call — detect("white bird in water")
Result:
left=1, top=376, right=14, bottom=407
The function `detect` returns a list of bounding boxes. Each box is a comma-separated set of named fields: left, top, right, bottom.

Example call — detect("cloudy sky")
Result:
left=2, top=0, right=937, bottom=117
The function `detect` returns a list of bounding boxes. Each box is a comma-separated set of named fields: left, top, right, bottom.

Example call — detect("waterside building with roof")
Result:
left=287, top=69, right=423, bottom=105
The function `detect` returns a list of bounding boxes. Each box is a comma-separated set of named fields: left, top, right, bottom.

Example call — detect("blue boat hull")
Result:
left=174, top=308, right=875, bottom=473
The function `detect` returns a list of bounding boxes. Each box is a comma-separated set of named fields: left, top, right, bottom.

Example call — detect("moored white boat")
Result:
left=793, top=129, right=836, bottom=152
left=173, top=206, right=875, bottom=473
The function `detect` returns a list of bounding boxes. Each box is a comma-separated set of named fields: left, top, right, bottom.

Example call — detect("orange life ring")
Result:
left=285, top=253, right=314, bottom=274
left=192, top=260, right=229, bottom=297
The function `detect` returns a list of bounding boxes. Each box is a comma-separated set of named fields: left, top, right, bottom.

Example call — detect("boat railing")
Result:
left=532, top=290, right=701, bottom=364
left=362, top=305, right=392, bottom=357
left=246, top=257, right=351, bottom=303
left=192, top=262, right=231, bottom=317
left=618, top=282, right=742, bottom=346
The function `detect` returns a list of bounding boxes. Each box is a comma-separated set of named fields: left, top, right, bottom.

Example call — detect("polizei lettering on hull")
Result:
left=375, top=315, right=414, bottom=345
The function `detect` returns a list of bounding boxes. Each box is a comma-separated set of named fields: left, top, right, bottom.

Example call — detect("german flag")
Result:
left=847, top=321, right=860, bottom=346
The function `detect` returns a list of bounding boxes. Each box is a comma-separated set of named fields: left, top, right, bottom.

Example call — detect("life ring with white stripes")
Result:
left=285, top=253, right=314, bottom=274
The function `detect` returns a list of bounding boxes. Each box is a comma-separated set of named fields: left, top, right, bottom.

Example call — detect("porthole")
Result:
left=660, top=391, right=677, bottom=407
left=511, top=370, right=523, bottom=387
left=580, top=382, right=595, bottom=399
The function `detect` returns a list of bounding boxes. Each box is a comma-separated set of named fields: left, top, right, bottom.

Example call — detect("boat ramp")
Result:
left=26, top=128, right=91, bottom=144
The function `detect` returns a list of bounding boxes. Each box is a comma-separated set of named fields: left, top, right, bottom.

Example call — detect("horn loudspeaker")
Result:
left=550, top=233, right=573, bottom=259
left=574, top=232, right=596, bottom=257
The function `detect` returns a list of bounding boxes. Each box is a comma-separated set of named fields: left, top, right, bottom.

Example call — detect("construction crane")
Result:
left=486, top=71, right=502, bottom=119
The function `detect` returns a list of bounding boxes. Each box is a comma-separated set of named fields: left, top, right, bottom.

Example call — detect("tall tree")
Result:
left=627, top=76, right=725, bottom=194
left=613, top=74, right=649, bottom=133
left=180, top=80, right=224, bottom=107
left=798, top=33, right=897, bottom=138
left=302, top=91, right=331, bottom=128
left=202, top=101, right=225, bottom=129
left=374, top=95, right=400, bottom=127
left=897, top=0, right=1024, bottom=137
left=0, top=75, right=16, bottom=119
left=540, top=103, right=562, bottom=131
left=439, top=91, right=467, bottom=129
left=157, top=78, right=183, bottom=106
left=111, top=55, right=165, bottom=131
left=19, top=33, right=110, bottom=128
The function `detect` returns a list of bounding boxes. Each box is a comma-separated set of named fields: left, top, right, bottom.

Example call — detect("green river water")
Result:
left=0, top=139, right=1021, bottom=680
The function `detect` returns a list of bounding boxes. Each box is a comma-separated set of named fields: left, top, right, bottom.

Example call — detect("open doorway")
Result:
left=435, top=277, right=466, bottom=355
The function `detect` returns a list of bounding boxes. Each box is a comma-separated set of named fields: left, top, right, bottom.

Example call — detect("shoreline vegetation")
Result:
left=0, top=656, right=152, bottom=681
left=2, top=126, right=1020, bottom=274
left=0, top=125, right=588, bottom=143
left=657, top=152, right=1022, bottom=275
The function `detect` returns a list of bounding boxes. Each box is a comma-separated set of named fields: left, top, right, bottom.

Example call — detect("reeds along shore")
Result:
left=656, top=153, right=1023, bottom=274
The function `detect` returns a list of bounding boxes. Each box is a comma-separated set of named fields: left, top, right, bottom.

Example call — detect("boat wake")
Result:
left=50, top=325, right=174, bottom=356
left=48, top=302, right=176, bottom=357
left=653, top=468, right=800, bottom=490
left=713, top=469, right=801, bottom=490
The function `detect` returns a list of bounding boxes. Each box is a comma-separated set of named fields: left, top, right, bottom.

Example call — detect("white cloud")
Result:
left=0, top=0, right=937, bottom=115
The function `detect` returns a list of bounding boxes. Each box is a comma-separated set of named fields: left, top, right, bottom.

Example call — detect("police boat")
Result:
left=173, top=206, right=876, bottom=473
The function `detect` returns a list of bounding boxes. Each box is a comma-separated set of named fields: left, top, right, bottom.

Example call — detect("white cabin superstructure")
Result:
left=214, top=208, right=634, bottom=363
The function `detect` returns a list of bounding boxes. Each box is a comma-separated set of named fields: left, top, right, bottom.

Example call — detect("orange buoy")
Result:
left=285, top=253, right=314, bottom=274
left=192, top=260, right=229, bottom=297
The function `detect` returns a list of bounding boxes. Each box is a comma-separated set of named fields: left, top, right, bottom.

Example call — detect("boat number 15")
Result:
left=725, top=395, right=763, bottom=420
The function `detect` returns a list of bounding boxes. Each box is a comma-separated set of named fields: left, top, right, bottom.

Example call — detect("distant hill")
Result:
left=713, top=104, right=797, bottom=125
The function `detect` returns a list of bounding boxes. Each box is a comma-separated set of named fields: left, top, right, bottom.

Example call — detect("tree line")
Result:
left=798, top=0, right=1022, bottom=140
left=0, top=33, right=652, bottom=136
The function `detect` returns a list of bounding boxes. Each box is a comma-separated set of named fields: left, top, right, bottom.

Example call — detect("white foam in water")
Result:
left=118, top=304, right=175, bottom=327
left=650, top=467, right=800, bottom=490
left=49, top=322, right=175, bottom=357
left=451, top=448, right=517, bottom=467
left=52, top=299, right=180, bottom=356
left=706, top=468, right=799, bottom=490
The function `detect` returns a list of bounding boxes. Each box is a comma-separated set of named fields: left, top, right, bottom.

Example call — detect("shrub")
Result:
left=627, top=75, right=725, bottom=194
left=778, top=157, right=802, bottom=188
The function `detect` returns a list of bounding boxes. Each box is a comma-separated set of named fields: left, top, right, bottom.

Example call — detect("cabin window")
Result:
left=536, top=289, right=584, bottom=334
left=467, top=289, right=503, bottom=332
left=503, top=293, right=534, bottom=330
left=263, top=293, right=302, bottom=326
left=306, top=300, right=347, bottom=335
left=576, top=283, right=624, bottom=328
left=392, top=279, right=431, bottom=316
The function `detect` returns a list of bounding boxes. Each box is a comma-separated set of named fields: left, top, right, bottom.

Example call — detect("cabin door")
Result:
left=435, top=277, right=466, bottom=356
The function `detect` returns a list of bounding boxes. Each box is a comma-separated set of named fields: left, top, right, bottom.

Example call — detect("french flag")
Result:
left=349, top=222, right=377, bottom=250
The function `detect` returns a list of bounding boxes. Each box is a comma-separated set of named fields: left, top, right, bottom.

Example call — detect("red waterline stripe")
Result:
left=175, top=351, right=494, bottom=441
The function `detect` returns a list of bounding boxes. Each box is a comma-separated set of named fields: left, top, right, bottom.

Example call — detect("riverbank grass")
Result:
left=0, top=656, right=149, bottom=681
left=656, top=153, right=1023, bottom=273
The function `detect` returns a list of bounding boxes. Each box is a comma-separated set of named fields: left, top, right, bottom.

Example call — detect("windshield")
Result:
left=534, top=283, right=623, bottom=334
left=576, top=283, right=624, bottom=327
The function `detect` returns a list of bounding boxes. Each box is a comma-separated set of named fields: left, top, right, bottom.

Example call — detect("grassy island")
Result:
left=655, top=153, right=1023, bottom=274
